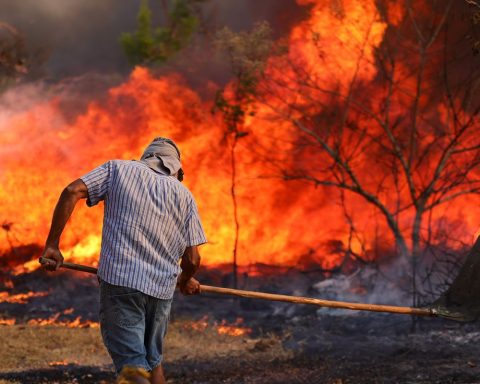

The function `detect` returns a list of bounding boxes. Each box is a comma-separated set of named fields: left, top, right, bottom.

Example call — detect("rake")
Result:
left=39, top=238, right=480, bottom=322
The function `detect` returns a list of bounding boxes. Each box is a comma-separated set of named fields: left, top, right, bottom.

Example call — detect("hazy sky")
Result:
left=0, top=0, right=304, bottom=80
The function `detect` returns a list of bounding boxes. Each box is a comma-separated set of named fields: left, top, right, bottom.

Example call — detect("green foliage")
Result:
left=120, top=0, right=199, bottom=66
left=212, top=22, right=275, bottom=134
left=214, top=91, right=248, bottom=136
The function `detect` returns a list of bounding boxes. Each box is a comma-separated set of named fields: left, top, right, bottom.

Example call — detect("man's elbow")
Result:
left=193, top=253, right=201, bottom=269
left=63, top=179, right=88, bottom=200
left=181, top=247, right=201, bottom=272
left=182, top=255, right=200, bottom=271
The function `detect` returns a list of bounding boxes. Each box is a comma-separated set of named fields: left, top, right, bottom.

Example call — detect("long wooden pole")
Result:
left=38, top=257, right=435, bottom=317
left=200, top=285, right=433, bottom=316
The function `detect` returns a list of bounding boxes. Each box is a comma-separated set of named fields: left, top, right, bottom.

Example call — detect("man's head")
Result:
left=141, top=137, right=184, bottom=181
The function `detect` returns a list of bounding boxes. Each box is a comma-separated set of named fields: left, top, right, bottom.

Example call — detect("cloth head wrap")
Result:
left=140, top=137, right=182, bottom=176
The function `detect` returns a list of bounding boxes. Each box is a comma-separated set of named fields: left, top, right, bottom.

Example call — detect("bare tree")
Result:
left=0, top=22, right=47, bottom=90
left=212, top=2, right=480, bottom=309
left=245, top=1, right=480, bottom=307
left=213, top=22, right=273, bottom=288
left=0, top=23, right=28, bottom=89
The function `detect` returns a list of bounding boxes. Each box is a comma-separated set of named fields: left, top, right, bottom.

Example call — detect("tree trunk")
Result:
left=230, top=135, right=240, bottom=289
left=411, top=209, right=423, bottom=307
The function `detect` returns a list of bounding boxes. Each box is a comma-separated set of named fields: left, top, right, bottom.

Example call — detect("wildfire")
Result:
left=12, top=259, right=40, bottom=274
left=0, top=318, right=15, bottom=325
left=0, top=290, right=49, bottom=303
left=187, top=315, right=209, bottom=332
left=27, top=312, right=99, bottom=328
left=0, top=306, right=96, bottom=328
left=216, top=318, right=252, bottom=337
left=48, top=360, right=77, bottom=367
left=184, top=316, right=252, bottom=337
left=0, top=1, right=478, bottom=274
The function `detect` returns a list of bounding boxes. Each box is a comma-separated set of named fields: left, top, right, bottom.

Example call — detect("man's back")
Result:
left=41, top=137, right=206, bottom=382
left=81, top=159, right=206, bottom=299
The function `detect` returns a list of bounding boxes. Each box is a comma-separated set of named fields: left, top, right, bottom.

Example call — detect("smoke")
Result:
left=311, top=265, right=413, bottom=310
left=0, top=0, right=137, bottom=78
left=1, top=1, right=478, bottom=275
left=0, top=0, right=305, bottom=81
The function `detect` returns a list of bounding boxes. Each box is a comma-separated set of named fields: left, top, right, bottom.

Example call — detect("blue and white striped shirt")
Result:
left=80, top=160, right=207, bottom=299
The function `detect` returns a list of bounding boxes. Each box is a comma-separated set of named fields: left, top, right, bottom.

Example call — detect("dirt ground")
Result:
left=0, top=314, right=480, bottom=384
left=1, top=267, right=480, bottom=383
left=0, top=318, right=289, bottom=384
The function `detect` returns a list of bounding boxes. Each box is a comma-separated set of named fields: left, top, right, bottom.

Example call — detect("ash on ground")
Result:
left=0, top=265, right=479, bottom=383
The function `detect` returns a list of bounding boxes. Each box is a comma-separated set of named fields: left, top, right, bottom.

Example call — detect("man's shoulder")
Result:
left=112, top=161, right=192, bottom=191
left=108, top=159, right=150, bottom=172
left=161, top=175, right=195, bottom=200
left=177, top=182, right=194, bottom=198
left=109, top=159, right=139, bottom=167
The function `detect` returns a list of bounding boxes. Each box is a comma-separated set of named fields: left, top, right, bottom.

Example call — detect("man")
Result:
left=41, top=137, right=207, bottom=384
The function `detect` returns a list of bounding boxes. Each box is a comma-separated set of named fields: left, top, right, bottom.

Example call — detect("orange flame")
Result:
left=186, top=315, right=209, bottom=332
left=0, top=1, right=478, bottom=273
left=0, top=290, right=49, bottom=303
left=48, top=360, right=74, bottom=367
left=184, top=315, right=251, bottom=336
left=216, top=318, right=252, bottom=337
left=27, top=313, right=99, bottom=328
left=0, top=318, right=16, bottom=326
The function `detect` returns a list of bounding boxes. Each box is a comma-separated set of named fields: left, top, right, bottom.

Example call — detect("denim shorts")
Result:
left=99, top=280, right=172, bottom=373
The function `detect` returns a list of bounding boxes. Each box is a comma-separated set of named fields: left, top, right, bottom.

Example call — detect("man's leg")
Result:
left=150, top=364, right=166, bottom=384
left=145, top=297, right=172, bottom=383
left=99, top=280, right=150, bottom=373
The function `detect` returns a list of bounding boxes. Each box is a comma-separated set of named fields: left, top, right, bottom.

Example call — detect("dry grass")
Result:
left=0, top=324, right=109, bottom=372
left=0, top=318, right=289, bottom=375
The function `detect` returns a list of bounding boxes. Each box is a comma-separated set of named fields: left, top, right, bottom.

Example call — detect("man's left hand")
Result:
left=179, top=276, right=201, bottom=295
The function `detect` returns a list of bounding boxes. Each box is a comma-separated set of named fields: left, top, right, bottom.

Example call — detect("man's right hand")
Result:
left=41, top=246, right=64, bottom=271
left=178, top=275, right=201, bottom=295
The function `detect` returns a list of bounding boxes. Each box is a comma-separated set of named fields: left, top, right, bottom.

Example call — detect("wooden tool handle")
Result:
left=200, top=285, right=434, bottom=316
left=38, top=257, right=434, bottom=317
left=39, top=257, right=98, bottom=274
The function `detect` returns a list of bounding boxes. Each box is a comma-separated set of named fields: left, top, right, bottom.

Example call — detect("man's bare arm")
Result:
left=42, top=179, right=88, bottom=270
left=178, top=246, right=201, bottom=295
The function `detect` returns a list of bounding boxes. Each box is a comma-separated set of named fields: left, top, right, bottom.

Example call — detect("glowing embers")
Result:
left=11, top=261, right=37, bottom=276
left=26, top=308, right=99, bottom=328
left=0, top=307, right=94, bottom=328
left=184, top=315, right=252, bottom=337
left=48, top=361, right=73, bottom=367
left=0, top=2, right=392, bottom=272
left=1, top=0, right=478, bottom=275
left=27, top=314, right=99, bottom=328
left=0, top=290, right=49, bottom=303
left=0, top=318, right=15, bottom=325
left=216, top=318, right=252, bottom=337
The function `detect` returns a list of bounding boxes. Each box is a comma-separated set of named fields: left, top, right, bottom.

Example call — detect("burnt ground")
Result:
left=0, top=316, right=479, bottom=384
left=0, top=266, right=480, bottom=383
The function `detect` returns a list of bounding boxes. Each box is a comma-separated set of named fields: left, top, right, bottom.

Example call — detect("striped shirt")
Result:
left=80, top=160, right=207, bottom=299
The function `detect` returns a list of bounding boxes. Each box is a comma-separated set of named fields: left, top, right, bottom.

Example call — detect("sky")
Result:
left=0, top=0, right=305, bottom=80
